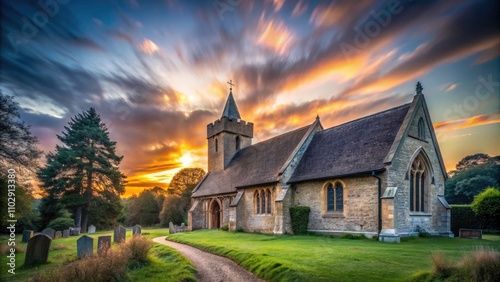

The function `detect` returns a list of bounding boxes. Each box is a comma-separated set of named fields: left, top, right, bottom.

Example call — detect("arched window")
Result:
left=326, top=182, right=344, bottom=212
left=215, top=138, right=218, bottom=152
left=235, top=135, right=241, bottom=150
left=266, top=189, right=271, bottom=214
left=410, top=154, right=427, bottom=212
left=418, top=118, right=425, bottom=139
left=255, top=191, right=260, bottom=214
left=254, top=189, right=272, bottom=215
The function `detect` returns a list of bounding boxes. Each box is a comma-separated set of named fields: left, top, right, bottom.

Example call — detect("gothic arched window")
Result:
left=326, top=182, right=344, bottom=212
left=418, top=118, right=425, bottom=140
left=254, top=189, right=272, bottom=215
left=410, top=154, right=428, bottom=212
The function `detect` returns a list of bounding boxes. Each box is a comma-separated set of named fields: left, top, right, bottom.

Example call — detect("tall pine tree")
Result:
left=38, top=108, right=126, bottom=232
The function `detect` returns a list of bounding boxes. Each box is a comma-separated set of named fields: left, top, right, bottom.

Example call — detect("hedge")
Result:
left=450, top=205, right=483, bottom=236
left=289, top=206, right=310, bottom=234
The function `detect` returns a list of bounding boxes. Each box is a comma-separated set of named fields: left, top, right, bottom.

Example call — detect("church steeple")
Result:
left=221, top=91, right=241, bottom=119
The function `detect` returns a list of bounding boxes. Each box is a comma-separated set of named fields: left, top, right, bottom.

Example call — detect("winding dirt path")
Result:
left=152, top=236, right=264, bottom=282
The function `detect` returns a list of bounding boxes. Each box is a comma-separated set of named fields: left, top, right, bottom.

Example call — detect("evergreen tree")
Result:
left=37, top=108, right=126, bottom=232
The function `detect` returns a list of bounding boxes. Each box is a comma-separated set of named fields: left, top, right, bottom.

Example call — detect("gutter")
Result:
left=371, top=171, right=382, bottom=234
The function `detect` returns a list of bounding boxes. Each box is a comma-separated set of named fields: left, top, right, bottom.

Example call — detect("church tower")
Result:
left=207, top=86, right=253, bottom=172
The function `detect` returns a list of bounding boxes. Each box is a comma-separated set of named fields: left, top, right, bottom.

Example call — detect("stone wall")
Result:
left=207, top=132, right=252, bottom=172
left=293, top=176, right=379, bottom=233
left=238, top=185, right=277, bottom=233
left=386, top=101, right=448, bottom=235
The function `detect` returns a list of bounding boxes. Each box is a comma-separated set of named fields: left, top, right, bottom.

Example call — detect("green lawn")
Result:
left=168, top=230, right=500, bottom=282
left=0, top=227, right=195, bottom=282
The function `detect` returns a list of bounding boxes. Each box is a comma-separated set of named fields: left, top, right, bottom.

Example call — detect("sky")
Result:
left=1, top=0, right=499, bottom=197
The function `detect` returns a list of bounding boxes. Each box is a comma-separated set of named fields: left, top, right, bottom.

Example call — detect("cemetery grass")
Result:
left=0, top=228, right=195, bottom=282
left=167, top=230, right=500, bottom=282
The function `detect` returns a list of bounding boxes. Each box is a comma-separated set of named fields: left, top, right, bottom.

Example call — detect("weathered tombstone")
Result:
left=169, top=222, right=176, bottom=234
left=77, top=235, right=94, bottom=258
left=97, top=236, right=111, bottom=255
left=132, top=224, right=142, bottom=236
left=62, top=229, right=70, bottom=238
left=42, top=228, right=55, bottom=239
left=54, top=231, right=62, bottom=239
left=22, top=230, right=34, bottom=243
left=88, top=225, right=96, bottom=234
left=70, top=227, right=81, bottom=236
left=113, top=225, right=126, bottom=243
left=24, top=234, right=52, bottom=266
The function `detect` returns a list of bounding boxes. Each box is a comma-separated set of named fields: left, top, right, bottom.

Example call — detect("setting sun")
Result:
left=179, top=153, right=193, bottom=167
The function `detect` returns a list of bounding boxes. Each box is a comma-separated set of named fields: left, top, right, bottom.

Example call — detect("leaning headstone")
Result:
left=88, top=225, right=96, bottom=234
left=113, top=225, right=126, bottom=243
left=70, top=227, right=81, bottom=236
left=54, top=231, right=62, bottom=239
left=77, top=235, right=94, bottom=258
left=169, top=222, right=176, bottom=234
left=22, top=230, right=34, bottom=243
left=97, top=236, right=111, bottom=255
left=132, top=224, right=142, bottom=236
left=62, top=229, right=70, bottom=238
left=42, top=228, right=56, bottom=239
left=24, top=234, right=52, bottom=266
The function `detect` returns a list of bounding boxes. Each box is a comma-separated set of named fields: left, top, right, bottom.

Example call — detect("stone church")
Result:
left=188, top=83, right=453, bottom=241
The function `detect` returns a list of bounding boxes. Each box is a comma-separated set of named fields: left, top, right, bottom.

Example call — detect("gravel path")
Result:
left=153, top=236, right=264, bottom=282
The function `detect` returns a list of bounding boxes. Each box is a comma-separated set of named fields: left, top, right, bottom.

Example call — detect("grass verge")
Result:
left=167, top=230, right=500, bottom=282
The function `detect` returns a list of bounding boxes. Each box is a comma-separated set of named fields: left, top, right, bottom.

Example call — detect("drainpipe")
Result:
left=371, top=171, right=382, bottom=234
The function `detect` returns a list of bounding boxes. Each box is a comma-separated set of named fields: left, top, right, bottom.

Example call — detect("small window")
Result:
left=235, top=135, right=241, bottom=150
left=215, top=138, right=218, bottom=152
left=410, top=154, right=428, bottom=212
left=254, top=189, right=272, bottom=215
left=418, top=118, right=425, bottom=139
left=326, top=182, right=344, bottom=212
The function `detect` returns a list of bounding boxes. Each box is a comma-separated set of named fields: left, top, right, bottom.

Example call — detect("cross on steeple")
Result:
left=227, top=80, right=235, bottom=91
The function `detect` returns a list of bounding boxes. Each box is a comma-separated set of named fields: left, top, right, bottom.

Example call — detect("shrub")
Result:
left=126, top=235, right=153, bottom=267
left=235, top=227, right=245, bottom=232
left=29, top=244, right=131, bottom=282
left=471, top=187, right=500, bottom=230
left=47, top=217, right=74, bottom=231
left=289, top=206, right=310, bottom=235
left=415, top=225, right=431, bottom=238
left=418, top=248, right=500, bottom=282
left=451, top=205, right=483, bottom=236
left=221, top=224, right=229, bottom=231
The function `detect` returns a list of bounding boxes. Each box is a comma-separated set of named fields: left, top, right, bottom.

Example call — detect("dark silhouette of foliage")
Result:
left=37, top=108, right=126, bottom=232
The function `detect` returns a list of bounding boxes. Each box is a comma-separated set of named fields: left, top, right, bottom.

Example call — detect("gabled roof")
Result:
left=192, top=124, right=312, bottom=197
left=288, top=103, right=411, bottom=183
left=221, top=91, right=241, bottom=119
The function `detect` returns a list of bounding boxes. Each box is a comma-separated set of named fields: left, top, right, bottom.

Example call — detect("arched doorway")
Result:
left=209, top=199, right=221, bottom=229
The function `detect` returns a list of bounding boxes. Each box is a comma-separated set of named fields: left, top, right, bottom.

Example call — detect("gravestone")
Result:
left=97, top=236, right=111, bottom=255
left=132, top=224, right=142, bottom=236
left=169, top=222, right=176, bottom=234
left=24, top=234, right=52, bottom=266
left=77, top=235, right=94, bottom=258
left=62, top=229, right=70, bottom=238
left=22, top=230, right=34, bottom=243
left=42, top=228, right=55, bottom=239
left=88, top=225, right=96, bottom=234
left=70, top=227, right=81, bottom=236
left=114, top=225, right=126, bottom=243
left=54, top=231, right=62, bottom=239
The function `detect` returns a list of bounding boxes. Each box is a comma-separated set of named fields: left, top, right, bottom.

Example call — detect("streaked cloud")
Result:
left=434, top=112, right=500, bottom=131
left=139, top=39, right=159, bottom=54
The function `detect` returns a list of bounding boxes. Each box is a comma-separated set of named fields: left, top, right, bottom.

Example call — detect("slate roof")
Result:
left=192, top=124, right=311, bottom=197
left=221, top=91, right=241, bottom=119
left=288, top=103, right=411, bottom=183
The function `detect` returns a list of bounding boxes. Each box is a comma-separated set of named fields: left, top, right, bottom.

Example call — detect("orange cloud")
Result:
left=139, top=39, right=159, bottom=54
left=434, top=112, right=500, bottom=131
left=257, top=16, right=295, bottom=55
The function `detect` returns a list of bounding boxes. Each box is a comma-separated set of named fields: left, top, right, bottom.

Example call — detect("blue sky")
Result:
left=1, top=0, right=499, bottom=196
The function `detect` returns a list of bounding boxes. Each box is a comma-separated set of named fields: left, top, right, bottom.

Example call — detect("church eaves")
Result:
left=221, top=91, right=241, bottom=119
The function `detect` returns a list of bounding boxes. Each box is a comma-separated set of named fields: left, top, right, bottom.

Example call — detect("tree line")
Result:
left=0, top=92, right=204, bottom=233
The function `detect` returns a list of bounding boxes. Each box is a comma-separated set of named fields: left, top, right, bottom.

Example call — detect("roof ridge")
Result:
left=243, top=123, right=312, bottom=149
left=321, top=103, right=411, bottom=133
